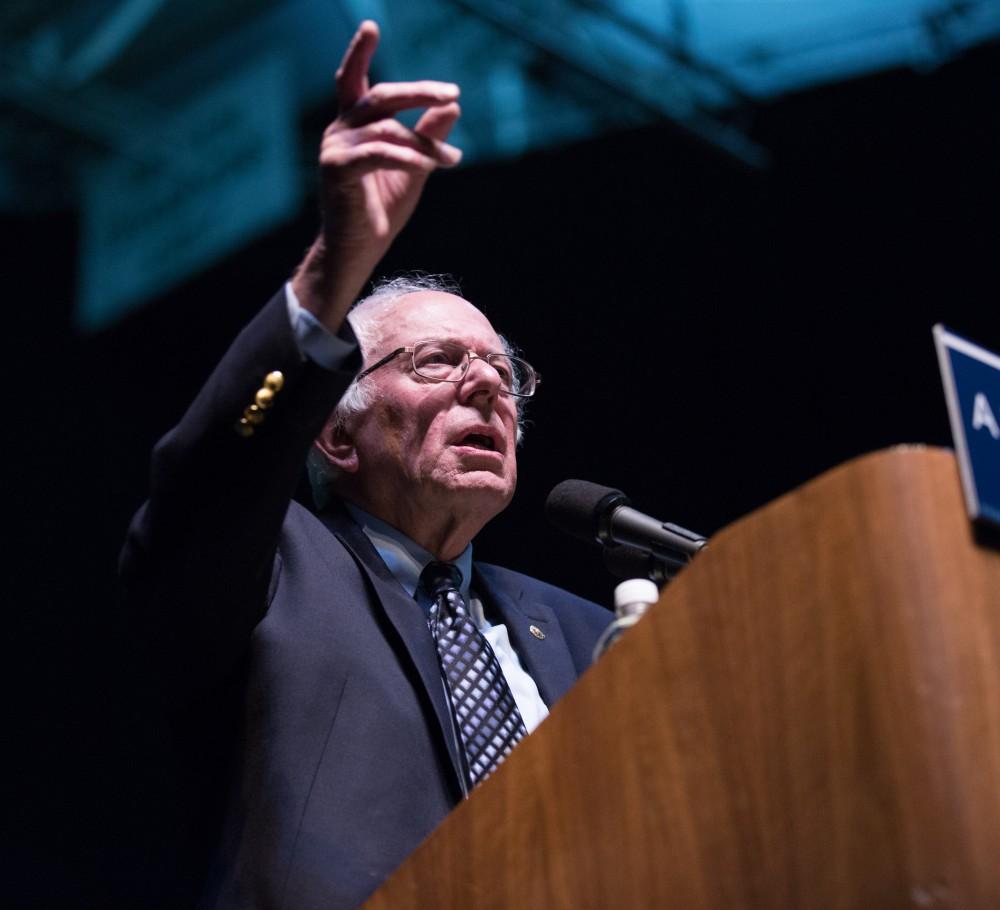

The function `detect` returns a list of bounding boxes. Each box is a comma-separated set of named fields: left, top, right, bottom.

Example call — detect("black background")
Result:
left=9, top=39, right=999, bottom=905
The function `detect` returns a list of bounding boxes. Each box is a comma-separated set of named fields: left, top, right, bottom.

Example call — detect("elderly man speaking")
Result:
left=122, top=21, right=608, bottom=910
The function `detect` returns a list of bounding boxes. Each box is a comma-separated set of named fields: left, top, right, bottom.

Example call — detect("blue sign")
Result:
left=934, top=326, right=1000, bottom=529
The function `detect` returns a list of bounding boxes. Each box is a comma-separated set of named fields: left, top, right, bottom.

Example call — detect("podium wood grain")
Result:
left=364, top=447, right=1000, bottom=909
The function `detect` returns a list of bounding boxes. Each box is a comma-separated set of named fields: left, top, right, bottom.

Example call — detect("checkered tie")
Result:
left=422, top=561, right=528, bottom=789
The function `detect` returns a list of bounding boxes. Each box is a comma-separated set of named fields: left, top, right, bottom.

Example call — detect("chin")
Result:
left=441, top=469, right=515, bottom=509
left=457, top=472, right=515, bottom=498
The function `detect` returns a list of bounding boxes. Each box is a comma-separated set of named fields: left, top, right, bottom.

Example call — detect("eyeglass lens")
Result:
left=412, top=341, right=534, bottom=396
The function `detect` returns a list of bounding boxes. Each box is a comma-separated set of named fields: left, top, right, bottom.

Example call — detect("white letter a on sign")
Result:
left=972, top=392, right=1000, bottom=439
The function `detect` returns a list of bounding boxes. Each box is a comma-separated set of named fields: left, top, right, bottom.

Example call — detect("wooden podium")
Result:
left=365, top=447, right=1000, bottom=909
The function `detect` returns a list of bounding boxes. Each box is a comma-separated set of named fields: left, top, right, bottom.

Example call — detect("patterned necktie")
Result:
left=422, top=561, right=528, bottom=789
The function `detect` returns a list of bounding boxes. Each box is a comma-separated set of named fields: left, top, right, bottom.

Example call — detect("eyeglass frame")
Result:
left=355, top=340, right=541, bottom=398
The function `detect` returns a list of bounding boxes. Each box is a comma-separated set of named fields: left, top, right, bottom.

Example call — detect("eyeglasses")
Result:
left=356, top=339, right=540, bottom=398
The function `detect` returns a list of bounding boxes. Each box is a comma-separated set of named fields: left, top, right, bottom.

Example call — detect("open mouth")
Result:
left=458, top=433, right=497, bottom=451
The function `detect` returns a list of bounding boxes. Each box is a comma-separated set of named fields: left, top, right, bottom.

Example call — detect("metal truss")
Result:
left=441, top=0, right=769, bottom=168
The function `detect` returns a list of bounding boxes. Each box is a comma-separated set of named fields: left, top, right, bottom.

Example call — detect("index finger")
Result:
left=336, top=20, right=379, bottom=111
left=344, top=81, right=460, bottom=126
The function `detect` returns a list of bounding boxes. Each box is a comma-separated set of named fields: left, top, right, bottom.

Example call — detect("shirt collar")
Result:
left=344, top=502, right=474, bottom=604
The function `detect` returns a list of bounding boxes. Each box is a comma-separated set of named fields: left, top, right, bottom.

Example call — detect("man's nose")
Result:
left=460, top=353, right=502, bottom=399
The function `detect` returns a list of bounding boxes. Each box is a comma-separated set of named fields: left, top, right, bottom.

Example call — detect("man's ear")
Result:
left=314, top=420, right=359, bottom=474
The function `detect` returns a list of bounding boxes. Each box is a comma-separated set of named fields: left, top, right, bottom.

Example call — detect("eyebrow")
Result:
left=416, top=337, right=505, bottom=353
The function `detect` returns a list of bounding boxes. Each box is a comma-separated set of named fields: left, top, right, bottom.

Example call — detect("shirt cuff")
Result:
left=285, top=281, right=360, bottom=371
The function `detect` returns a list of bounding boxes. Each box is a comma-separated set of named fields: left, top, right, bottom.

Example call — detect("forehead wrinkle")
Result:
left=415, top=335, right=506, bottom=357
left=382, top=297, right=502, bottom=353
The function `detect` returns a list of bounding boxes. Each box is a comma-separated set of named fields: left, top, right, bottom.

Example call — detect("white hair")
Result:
left=307, top=274, right=529, bottom=506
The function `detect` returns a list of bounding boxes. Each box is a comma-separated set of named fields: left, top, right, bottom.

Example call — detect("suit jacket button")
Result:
left=264, top=371, right=284, bottom=391
left=234, top=418, right=255, bottom=438
left=244, top=404, right=265, bottom=425
left=255, top=387, right=275, bottom=409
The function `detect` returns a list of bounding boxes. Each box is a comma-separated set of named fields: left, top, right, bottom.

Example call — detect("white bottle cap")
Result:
left=613, top=578, right=660, bottom=611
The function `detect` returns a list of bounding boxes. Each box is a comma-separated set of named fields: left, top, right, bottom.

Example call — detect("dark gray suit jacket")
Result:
left=121, top=291, right=609, bottom=909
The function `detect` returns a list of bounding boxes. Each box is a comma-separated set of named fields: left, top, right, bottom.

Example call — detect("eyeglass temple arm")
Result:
left=355, top=347, right=409, bottom=381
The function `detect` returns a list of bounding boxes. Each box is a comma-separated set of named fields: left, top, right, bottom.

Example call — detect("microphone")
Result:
left=545, top=479, right=707, bottom=560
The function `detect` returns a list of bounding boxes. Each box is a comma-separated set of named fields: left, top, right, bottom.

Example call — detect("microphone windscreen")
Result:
left=545, top=479, right=627, bottom=543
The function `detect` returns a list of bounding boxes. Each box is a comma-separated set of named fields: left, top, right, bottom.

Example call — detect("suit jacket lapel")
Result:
left=474, top=565, right=579, bottom=709
left=318, top=508, right=466, bottom=791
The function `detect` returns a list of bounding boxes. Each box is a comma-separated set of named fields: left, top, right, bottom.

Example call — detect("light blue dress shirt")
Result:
left=285, top=281, right=357, bottom=368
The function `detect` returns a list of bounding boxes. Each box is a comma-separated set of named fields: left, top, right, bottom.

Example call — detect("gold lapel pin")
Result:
left=529, top=625, right=545, bottom=640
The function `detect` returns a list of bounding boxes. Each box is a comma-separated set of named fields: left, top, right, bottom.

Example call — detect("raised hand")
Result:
left=293, top=21, right=462, bottom=329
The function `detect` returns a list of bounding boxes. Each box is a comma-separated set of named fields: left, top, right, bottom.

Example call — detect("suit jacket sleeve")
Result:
left=120, top=289, right=362, bottom=703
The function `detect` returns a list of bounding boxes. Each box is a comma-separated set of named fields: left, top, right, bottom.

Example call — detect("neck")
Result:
left=399, top=513, right=479, bottom=563
left=339, top=492, right=488, bottom=562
